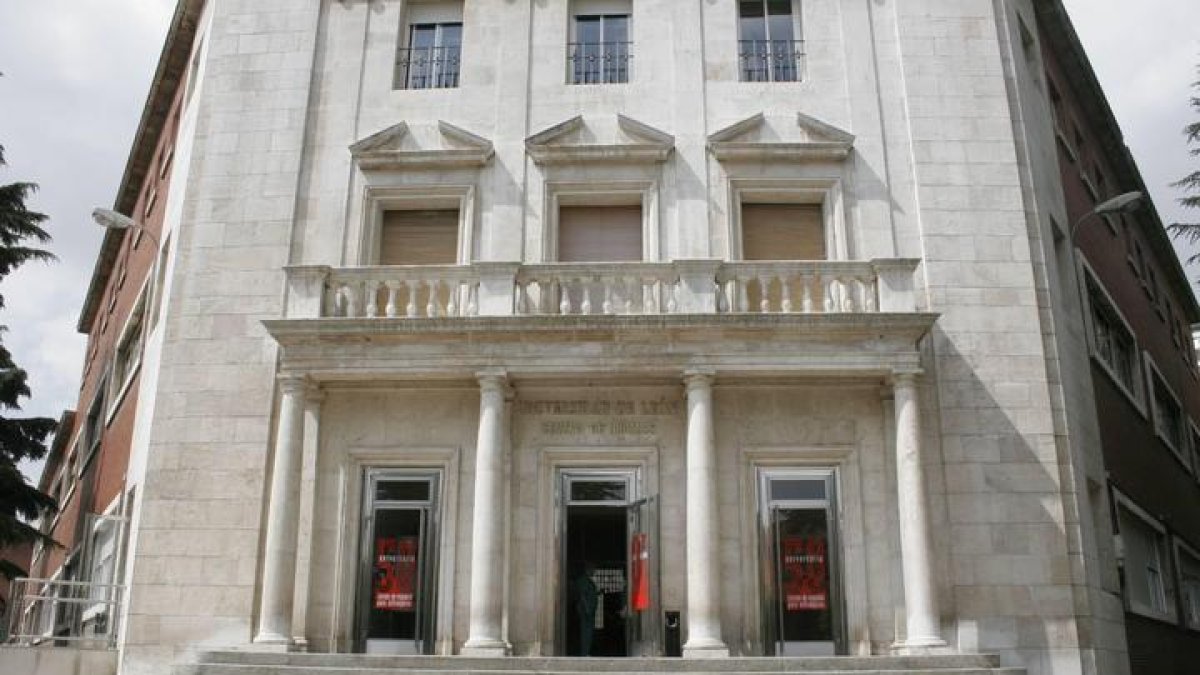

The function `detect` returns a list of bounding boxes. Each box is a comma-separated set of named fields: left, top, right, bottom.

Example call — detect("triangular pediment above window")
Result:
left=349, top=120, right=494, bottom=170
left=708, top=112, right=854, bottom=161
left=525, top=115, right=675, bottom=165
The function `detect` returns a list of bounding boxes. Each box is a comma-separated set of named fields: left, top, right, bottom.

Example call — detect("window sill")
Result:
left=1153, top=427, right=1191, bottom=472
left=1090, top=353, right=1147, bottom=418
left=1126, top=603, right=1179, bottom=626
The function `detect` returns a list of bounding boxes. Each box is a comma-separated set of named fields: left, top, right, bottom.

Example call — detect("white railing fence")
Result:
left=4, top=578, right=123, bottom=649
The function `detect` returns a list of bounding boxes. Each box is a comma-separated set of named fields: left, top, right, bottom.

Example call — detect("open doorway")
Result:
left=558, top=470, right=656, bottom=657
left=565, top=506, right=628, bottom=656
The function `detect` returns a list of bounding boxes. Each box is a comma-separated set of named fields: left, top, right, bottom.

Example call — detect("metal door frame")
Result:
left=757, top=467, right=846, bottom=656
left=355, top=468, right=442, bottom=654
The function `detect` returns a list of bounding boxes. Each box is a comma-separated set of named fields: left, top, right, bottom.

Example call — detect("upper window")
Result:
left=1115, top=494, right=1175, bottom=621
left=395, top=2, right=463, bottom=90
left=1178, top=542, right=1200, bottom=631
left=737, top=0, right=803, bottom=83
left=569, top=8, right=631, bottom=85
left=1083, top=273, right=1142, bottom=406
left=1148, top=360, right=1188, bottom=463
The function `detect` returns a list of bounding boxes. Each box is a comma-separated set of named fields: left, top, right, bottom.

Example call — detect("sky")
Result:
left=0, top=0, right=1198, bottom=484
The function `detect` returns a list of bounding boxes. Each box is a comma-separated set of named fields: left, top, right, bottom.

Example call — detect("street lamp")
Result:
left=92, top=208, right=161, bottom=250
left=1070, top=191, right=1145, bottom=245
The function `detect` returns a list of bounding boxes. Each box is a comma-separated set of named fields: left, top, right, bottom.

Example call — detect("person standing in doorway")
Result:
left=572, top=561, right=600, bottom=656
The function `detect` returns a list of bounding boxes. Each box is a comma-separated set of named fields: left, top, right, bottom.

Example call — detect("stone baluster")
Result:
left=893, top=371, right=947, bottom=652
left=405, top=281, right=418, bottom=318
left=364, top=281, right=379, bottom=318
left=426, top=280, right=438, bottom=318
left=463, top=371, right=511, bottom=656
left=385, top=283, right=399, bottom=318
left=558, top=279, right=571, bottom=315
left=758, top=275, right=771, bottom=313
left=447, top=281, right=459, bottom=317
left=738, top=277, right=749, bottom=313
left=823, top=277, right=836, bottom=313
left=682, top=370, right=729, bottom=657
left=801, top=274, right=814, bottom=313
left=780, top=275, right=793, bottom=313
left=624, top=276, right=637, bottom=314
left=840, top=276, right=854, bottom=312
left=603, top=279, right=615, bottom=315
left=254, top=375, right=309, bottom=646
left=581, top=278, right=594, bottom=314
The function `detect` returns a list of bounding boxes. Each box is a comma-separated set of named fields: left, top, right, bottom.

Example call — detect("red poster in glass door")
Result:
left=374, top=536, right=419, bottom=610
left=781, top=535, right=827, bottom=611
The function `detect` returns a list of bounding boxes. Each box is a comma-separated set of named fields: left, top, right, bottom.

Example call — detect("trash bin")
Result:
left=664, top=610, right=682, bottom=657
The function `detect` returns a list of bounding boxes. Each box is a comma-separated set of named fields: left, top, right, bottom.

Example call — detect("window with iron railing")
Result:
left=569, top=14, right=631, bottom=84
left=396, top=22, right=462, bottom=90
left=737, top=0, right=804, bottom=82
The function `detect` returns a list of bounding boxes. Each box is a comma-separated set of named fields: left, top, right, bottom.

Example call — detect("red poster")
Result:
left=782, top=535, right=827, bottom=611
left=374, top=536, right=418, bottom=611
left=630, top=533, right=650, bottom=612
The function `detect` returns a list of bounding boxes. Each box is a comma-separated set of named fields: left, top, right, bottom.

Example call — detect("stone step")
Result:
left=180, top=652, right=1023, bottom=675
left=180, top=667, right=1025, bottom=675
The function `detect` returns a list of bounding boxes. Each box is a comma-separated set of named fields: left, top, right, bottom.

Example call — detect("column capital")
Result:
left=683, top=368, right=716, bottom=390
left=891, top=369, right=922, bottom=386
left=305, top=385, right=326, bottom=404
left=476, top=369, right=509, bottom=392
left=278, top=374, right=309, bottom=395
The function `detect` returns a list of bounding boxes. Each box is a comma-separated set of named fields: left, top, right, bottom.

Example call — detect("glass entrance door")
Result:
left=357, top=470, right=440, bottom=654
left=559, top=470, right=656, bottom=656
left=625, top=494, right=658, bottom=656
left=759, top=469, right=844, bottom=656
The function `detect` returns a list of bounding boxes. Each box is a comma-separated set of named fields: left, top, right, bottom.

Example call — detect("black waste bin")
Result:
left=664, top=610, right=682, bottom=657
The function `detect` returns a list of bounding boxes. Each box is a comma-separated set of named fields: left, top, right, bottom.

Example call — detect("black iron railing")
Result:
left=568, top=42, right=632, bottom=85
left=738, top=39, right=805, bottom=83
left=396, top=45, right=462, bottom=90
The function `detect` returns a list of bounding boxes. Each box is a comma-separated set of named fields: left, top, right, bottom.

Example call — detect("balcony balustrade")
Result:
left=285, top=260, right=919, bottom=321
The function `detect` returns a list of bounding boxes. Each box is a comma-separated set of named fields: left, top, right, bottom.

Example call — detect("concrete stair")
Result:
left=177, top=651, right=1026, bottom=675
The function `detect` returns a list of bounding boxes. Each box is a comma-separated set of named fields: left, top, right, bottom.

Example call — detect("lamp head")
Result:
left=1093, top=191, right=1145, bottom=216
left=92, top=208, right=138, bottom=231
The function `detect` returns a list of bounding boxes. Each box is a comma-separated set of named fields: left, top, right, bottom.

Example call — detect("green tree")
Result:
left=1167, top=67, right=1200, bottom=261
left=0, top=144, right=59, bottom=582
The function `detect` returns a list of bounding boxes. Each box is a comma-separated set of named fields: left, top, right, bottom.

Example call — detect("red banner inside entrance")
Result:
left=374, top=536, right=418, bottom=611
left=782, top=535, right=827, bottom=611
left=630, top=532, right=650, bottom=611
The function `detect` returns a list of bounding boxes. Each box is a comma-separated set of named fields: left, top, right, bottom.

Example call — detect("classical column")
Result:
left=254, top=374, right=308, bottom=645
left=892, top=371, right=946, bottom=650
left=462, top=371, right=510, bottom=655
left=682, top=370, right=728, bottom=657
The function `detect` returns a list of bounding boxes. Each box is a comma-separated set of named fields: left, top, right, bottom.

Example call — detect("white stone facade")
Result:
left=113, top=2, right=1124, bottom=675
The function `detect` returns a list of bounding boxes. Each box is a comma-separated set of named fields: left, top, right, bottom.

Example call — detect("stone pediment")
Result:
left=526, top=115, right=675, bottom=165
left=350, top=120, right=494, bottom=169
left=708, top=112, right=854, bottom=162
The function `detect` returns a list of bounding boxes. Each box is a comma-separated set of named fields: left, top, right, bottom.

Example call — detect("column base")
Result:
left=248, top=633, right=295, bottom=652
left=683, top=639, right=730, bottom=658
left=889, top=637, right=951, bottom=656
left=461, top=639, right=510, bottom=656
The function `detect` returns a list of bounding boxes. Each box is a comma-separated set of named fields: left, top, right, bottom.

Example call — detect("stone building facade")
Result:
left=16, top=2, right=1200, bottom=675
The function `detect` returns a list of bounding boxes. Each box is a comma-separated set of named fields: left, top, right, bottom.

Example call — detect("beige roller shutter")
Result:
left=741, top=204, right=825, bottom=260
left=379, top=210, right=459, bottom=265
left=558, top=206, right=643, bottom=262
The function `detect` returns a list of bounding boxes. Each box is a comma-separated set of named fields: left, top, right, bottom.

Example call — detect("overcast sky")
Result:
left=0, top=1, right=1197, bottom=483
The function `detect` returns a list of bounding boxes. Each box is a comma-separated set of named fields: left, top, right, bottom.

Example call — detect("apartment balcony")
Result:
left=265, top=260, right=936, bottom=380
